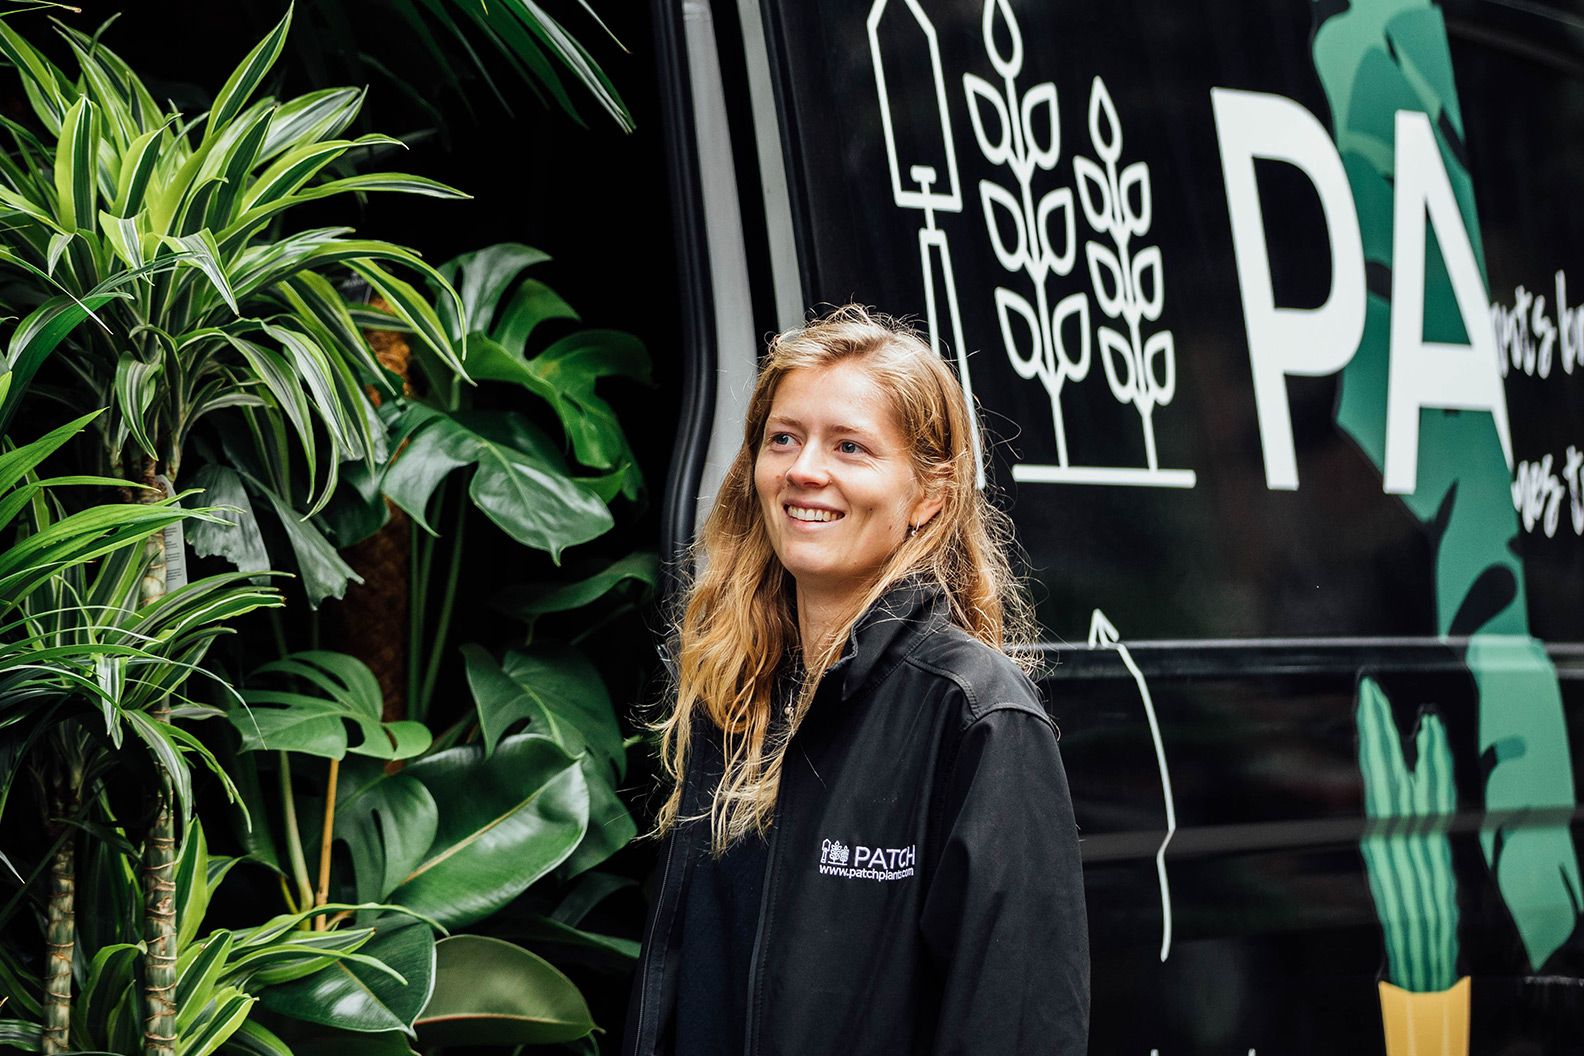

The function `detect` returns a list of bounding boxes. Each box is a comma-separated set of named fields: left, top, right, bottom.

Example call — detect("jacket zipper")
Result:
left=632, top=824, right=679, bottom=1054
left=741, top=816, right=781, bottom=1056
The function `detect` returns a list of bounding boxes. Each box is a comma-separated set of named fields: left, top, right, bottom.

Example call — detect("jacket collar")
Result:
left=825, top=576, right=950, bottom=701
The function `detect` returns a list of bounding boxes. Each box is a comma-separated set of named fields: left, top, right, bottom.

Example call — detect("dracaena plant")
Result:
left=0, top=388, right=286, bottom=1055
left=0, top=9, right=471, bottom=1053
left=0, top=3, right=470, bottom=592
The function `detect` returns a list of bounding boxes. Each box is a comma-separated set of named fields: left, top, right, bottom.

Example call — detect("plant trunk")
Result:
left=42, top=755, right=81, bottom=1055
left=135, top=458, right=177, bottom=1056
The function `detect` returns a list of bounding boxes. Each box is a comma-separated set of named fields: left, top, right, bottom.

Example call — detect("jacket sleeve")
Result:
left=919, top=705, right=1090, bottom=1055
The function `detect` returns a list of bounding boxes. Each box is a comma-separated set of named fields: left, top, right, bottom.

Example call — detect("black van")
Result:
left=651, top=0, right=1584, bottom=1051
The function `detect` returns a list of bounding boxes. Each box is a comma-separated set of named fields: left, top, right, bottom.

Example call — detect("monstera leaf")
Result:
left=380, top=404, right=612, bottom=562
left=234, top=651, right=430, bottom=760
left=385, top=734, right=589, bottom=928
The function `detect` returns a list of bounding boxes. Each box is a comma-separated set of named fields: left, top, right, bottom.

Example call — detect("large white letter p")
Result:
left=1212, top=88, right=1367, bottom=490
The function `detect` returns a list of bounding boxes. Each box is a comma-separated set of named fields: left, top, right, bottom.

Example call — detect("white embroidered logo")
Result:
left=818, top=837, right=915, bottom=881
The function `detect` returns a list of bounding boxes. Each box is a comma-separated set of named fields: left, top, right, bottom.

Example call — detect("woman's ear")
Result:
left=910, top=490, right=945, bottom=532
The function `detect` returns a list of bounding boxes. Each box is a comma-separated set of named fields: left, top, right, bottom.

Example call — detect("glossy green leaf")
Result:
left=391, top=734, right=588, bottom=927
left=436, top=241, right=549, bottom=341
left=335, top=761, right=439, bottom=904
left=236, top=651, right=428, bottom=760
left=381, top=410, right=611, bottom=561
left=493, top=276, right=579, bottom=351
left=415, top=935, right=594, bottom=1047
left=185, top=464, right=271, bottom=575
left=257, top=917, right=435, bottom=1035
left=524, top=328, right=650, bottom=470
left=258, top=486, right=361, bottom=608
left=497, top=913, right=639, bottom=970
left=493, top=550, right=658, bottom=622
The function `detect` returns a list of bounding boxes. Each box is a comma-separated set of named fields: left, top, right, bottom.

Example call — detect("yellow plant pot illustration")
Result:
left=1377, top=977, right=1470, bottom=1056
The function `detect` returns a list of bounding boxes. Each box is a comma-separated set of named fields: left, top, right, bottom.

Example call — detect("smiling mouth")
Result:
left=785, top=504, right=844, bottom=523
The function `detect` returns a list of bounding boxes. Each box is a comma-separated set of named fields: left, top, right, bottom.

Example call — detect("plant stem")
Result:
left=417, top=493, right=465, bottom=716
left=313, top=757, right=340, bottom=931
left=277, top=752, right=314, bottom=919
left=140, top=768, right=176, bottom=1056
left=136, top=458, right=178, bottom=1056
left=42, top=749, right=81, bottom=1055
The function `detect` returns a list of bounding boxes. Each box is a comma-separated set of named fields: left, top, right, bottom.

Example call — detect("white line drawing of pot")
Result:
left=868, top=0, right=986, bottom=487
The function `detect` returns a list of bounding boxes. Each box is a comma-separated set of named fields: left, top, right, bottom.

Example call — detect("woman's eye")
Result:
left=837, top=440, right=863, bottom=455
left=769, top=432, right=793, bottom=446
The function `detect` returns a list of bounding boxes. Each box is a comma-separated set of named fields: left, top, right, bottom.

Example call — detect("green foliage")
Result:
left=0, top=7, right=472, bottom=606
left=235, top=652, right=430, bottom=760
left=414, top=935, right=594, bottom=1047
left=1356, top=677, right=1458, bottom=992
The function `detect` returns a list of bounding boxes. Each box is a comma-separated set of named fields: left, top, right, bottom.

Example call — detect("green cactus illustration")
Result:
left=1313, top=0, right=1582, bottom=972
left=1357, top=677, right=1458, bottom=992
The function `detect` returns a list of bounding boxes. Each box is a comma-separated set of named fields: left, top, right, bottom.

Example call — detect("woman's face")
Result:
left=753, top=360, right=941, bottom=600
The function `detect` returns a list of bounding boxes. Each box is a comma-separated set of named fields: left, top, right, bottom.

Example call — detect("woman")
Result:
left=623, top=306, right=1088, bottom=1055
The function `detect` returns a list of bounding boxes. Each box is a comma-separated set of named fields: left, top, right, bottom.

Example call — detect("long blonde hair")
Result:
left=654, top=305, right=1036, bottom=851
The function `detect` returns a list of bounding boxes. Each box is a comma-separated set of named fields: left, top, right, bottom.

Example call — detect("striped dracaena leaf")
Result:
left=240, top=133, right=404, bottom=215
left=260, top=322, right=368, bottom=459
left=161, top=230, right=239, bottom=314
left=206, top=106, right=276, bottom=227
left=112, top=123, right=167, bottom=217
left=63, top=37, right=134, bottom=150
left=52, top=95, right=97, bottom=231
left=278, top=269, right=391, bottom=392
left=350, top=256, right=468, bottom=377
left=205, top=4, right=291, bottom=143
left=99, top=210, right=145, bottom=269
left=257, top=85, right=364, bottom=162
left=0, top=19, right=68, bottom=133
left=113, top=352, right=164, bottom=459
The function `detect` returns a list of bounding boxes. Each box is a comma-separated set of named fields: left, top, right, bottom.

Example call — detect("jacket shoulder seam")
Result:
left=904, top=653, right=1052, bottom=730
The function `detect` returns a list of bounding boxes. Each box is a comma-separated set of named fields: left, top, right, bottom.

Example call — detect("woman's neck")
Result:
left=794, top=581, right=858, bottom=665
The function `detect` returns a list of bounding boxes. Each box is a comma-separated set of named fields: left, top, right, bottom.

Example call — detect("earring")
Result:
left=907, top=522, right=918, bottom=538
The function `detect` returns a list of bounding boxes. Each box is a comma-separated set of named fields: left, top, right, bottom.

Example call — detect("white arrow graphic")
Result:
left=1089, top=608, right=1177, bottom=961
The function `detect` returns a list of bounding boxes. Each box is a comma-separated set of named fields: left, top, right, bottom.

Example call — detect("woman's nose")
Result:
left=786, top=445, right=829, bottom=487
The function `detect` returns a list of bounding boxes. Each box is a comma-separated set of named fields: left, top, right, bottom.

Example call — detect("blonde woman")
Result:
left=623, top=306, right=1088, bottom=1055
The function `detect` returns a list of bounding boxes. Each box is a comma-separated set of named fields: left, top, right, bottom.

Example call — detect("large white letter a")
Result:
left=1384, top=110, right=1513, bottom=494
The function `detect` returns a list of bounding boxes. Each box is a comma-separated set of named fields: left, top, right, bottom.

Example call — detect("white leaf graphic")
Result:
left=1051, top=291, right=1092, bottom=380
left=1145, top=330, right=1176, bottom=405
left=1021, top=81, right=1060, bottom=171
left=963, top=74, right=1013, bottom=167
left=980, top=180, right=1029, bottom=272
left=1132, top=245, right=1164, bottom=321
left=1119, top=160, right=1151, bottom=237
left=1098, top=325, right=1136, bottom=402
left=1086, top=239, right=1126, bottom=318
left=1073, top=155, right=1111, bottom=233
left=1088, top=75, right=1122, bottom=164
left=1037, top=186, right=1076, bottom=275
left=995, top=286, right=1044, bottom=380
left=983, top=0, right=1024, bottom=80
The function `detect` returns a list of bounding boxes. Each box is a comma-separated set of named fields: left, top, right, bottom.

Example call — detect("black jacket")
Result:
left=623, top=581, right=1089, bottom=1055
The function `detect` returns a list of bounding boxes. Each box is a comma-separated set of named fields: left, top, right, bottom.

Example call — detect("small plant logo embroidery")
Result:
left=820, top=838, right=851, bottom=866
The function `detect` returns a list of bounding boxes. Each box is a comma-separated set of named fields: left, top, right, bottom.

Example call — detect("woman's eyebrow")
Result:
left=767, top=415, right=884, bottom=443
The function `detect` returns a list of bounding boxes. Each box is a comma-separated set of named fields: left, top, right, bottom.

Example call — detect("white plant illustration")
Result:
left=868, top=0, right=986, bottom=486
left=962, top=0, right=1090, bottom=468
left=1073, top=77, right=1176, bottom=470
